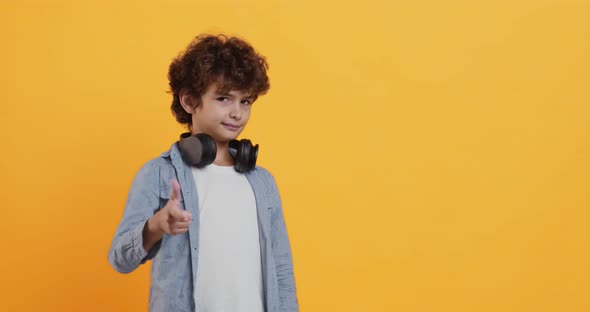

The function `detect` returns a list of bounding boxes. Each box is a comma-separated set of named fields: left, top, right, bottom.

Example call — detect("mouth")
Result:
left=222, top=123, right=241, bottom=131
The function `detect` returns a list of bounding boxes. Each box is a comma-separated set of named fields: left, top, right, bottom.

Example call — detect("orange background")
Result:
left=1, top=0, right=589, bottom=311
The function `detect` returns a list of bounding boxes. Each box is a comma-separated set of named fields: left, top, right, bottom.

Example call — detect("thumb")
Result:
left=169, top=179, right=181, bottom=202
left=168, top=198, right=183, bottom=219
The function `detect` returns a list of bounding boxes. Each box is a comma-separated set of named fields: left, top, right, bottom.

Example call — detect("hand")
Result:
left=157, top=179, right=192, bottom=235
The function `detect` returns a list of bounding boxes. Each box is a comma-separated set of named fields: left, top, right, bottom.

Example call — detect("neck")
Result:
left=213, top=140, right=234, bottom=166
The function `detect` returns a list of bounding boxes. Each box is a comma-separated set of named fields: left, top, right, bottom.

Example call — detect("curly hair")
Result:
left=167, top=34, right=270, bottom=129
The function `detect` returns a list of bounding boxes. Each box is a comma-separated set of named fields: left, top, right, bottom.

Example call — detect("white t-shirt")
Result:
left=191, top=163, right=264, bottom=312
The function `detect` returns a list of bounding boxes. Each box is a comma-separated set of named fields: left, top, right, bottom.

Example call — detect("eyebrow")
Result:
left=215, top=92, right=254, bottom=100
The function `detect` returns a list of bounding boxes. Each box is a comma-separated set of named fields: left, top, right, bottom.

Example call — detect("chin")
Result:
left=215, top=134, right=238, bottom=144
left=225, top=131, right=243, bottom=140
left=213, top=128, right=242, bottom=143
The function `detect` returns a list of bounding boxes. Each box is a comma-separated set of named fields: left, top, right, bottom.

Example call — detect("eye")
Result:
left=241, top=99, right=252, bottom=105
left=216, top=96, right=229, bottom=102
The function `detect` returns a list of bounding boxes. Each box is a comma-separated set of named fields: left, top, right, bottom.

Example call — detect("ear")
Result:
left=179, top=90, right=197, bottom=114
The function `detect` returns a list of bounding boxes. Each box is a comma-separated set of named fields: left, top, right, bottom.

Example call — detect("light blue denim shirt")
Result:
left=108, top=142, right=299, bottom=312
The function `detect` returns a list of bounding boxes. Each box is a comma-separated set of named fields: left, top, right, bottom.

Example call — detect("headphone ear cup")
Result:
left=233, top=139, right=247, bottom=173
left=229, top=138, right=258, bottom=173
left=249, top=143, right=258, bottom=169
left=179, top=132, right=216, bottom=167
left=239, top=139, right=258, bottom=173
left=229, top=139, right=239, bottom=155
left=194, top=133, right=216, bottom=167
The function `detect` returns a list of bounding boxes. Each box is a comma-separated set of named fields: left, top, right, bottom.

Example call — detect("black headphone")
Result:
left=178, top=132, right=258, bottom=173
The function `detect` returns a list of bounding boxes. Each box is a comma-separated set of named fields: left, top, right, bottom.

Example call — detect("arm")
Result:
left=268, top=173, right=300, bottom=312
left=108, top=161, right=162, bottom=273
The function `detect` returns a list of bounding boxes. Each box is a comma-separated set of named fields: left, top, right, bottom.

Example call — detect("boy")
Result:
left=108, top=34, right=299, bottom=312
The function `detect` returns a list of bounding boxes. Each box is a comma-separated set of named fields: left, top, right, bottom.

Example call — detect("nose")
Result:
left=230, top=101, right=243, bottom=120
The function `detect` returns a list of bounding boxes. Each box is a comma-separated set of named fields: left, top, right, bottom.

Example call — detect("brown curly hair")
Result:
left=167, top=34, right=270, bottom=129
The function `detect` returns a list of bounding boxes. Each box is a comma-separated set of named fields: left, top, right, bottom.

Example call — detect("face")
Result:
left=182, top=83, right=254, bottom=144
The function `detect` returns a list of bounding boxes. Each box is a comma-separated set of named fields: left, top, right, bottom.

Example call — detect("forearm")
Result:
left=274, top=238, right=299, bottom=311
left=108, top=220, right=152, bottom=273
left=273, top=211, right=299, bottom=311
left=143, top=213, right=164, bottom=252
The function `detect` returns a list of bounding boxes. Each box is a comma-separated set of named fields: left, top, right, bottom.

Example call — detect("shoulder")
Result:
left=250, top=165, right=277, bottom=185
left=132, top=148, right=176, bottom=183
left=136, top=156, right=172, bottom=175
left=247, top=165, right=283, bottom=200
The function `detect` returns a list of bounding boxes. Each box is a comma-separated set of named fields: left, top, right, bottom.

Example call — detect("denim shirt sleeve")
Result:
left=266, top=171, right=300, bottom=311
left=108, top=160, right=163, bottom=274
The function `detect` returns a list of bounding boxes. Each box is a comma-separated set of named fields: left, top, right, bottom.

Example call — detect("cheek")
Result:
left=198, top=108, right=219, bottom=122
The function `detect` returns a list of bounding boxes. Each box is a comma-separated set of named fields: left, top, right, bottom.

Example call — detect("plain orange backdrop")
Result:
left=1, top=0, right=589, bottom=311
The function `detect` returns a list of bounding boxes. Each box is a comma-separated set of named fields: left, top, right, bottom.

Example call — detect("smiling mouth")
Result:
left=222, top=123, right=240, bottom=130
